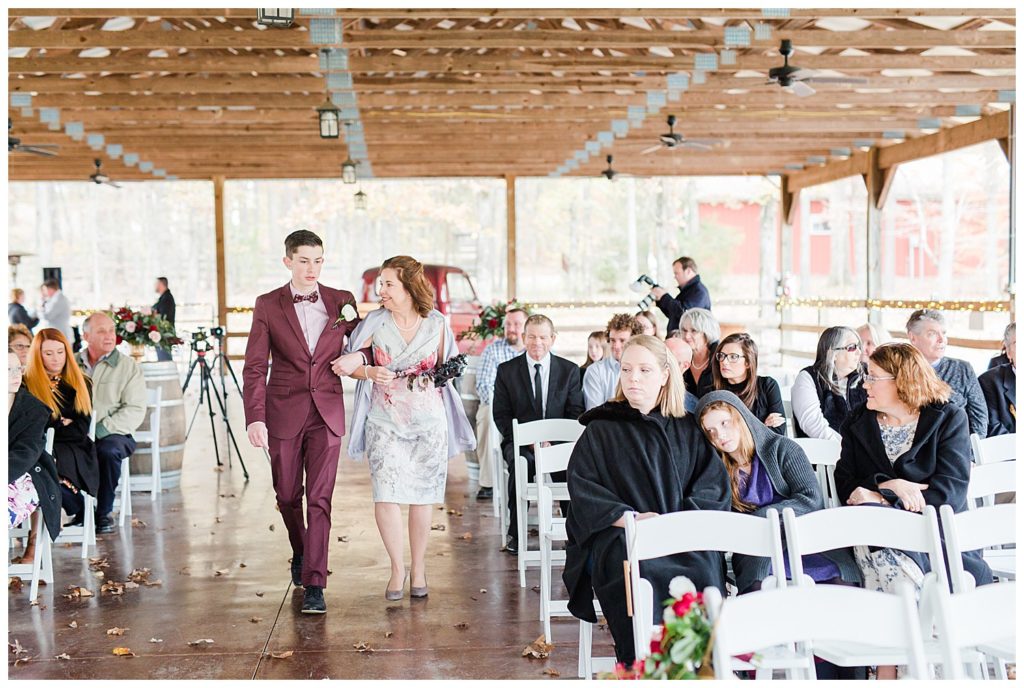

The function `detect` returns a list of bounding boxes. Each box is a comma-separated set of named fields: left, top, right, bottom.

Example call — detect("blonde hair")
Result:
left=11, top=288, right=25, bottom=302
left=697, top=400, right=757, bottom=513
left=583, top=330, right=610, bottom=370
left=24, top=328, right=92, bottom=419
left=857, top=322, right=892, bottom=348
left=611, top=335, right=688, bottom=418
left=870, top=343, right=951, bottom=410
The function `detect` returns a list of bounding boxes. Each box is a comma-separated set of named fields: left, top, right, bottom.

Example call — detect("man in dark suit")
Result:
left=651, top=256, right=712, bottom=334
left=492, top=314, right=585, bottom=553
left=152, top=277, right=176, bottom=362
left=979, top=322, right=1015, bottom=437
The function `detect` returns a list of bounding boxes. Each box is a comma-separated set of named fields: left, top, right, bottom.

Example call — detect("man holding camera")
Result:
left=651, top=256, right=712, bottom=334
left=152, top=276, right=176, bottom=362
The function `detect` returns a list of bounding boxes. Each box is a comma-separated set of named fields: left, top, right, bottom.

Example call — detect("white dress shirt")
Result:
left=289, top=283, right=329, bottom=354
left=525, top=351, right=552, bottom=417
left=583, top=356, right=621, bottom=410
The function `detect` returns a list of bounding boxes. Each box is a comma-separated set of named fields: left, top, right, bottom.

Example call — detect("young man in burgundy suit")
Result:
left=243, top=230, right=365, bottom=614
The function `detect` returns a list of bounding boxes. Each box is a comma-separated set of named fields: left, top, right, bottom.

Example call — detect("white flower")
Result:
left=124, top=322, right=137, bottom=333
left=140, top=306, right=153, bottom=316
left=341, top=304, right=357, bottom=321
left=148, top=330, right=162, bottom=343
left=668, top=576, right=697, bottom=599
left=662, top=607, right=677, bottom=624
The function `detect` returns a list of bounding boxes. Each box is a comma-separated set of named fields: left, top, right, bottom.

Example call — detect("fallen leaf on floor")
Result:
left=250, top=617, right=262, bottom=623
left=92, top=570, right=105, bottom=579
left=9, top=639, right=28, bottom=655
left=430, top=524, right=446, bottom=531
left=178, top=567, right=191, bottom=576
left=169, top=507, right=180, bottom=512
left=13, top=655, right=34, bottom=667
left=68, top=621, right=79, bottom=629
left=327, top=569, right=333, bottom=576
left=531, top=586, right=541, bottom=593
left=55, top=653, right=71, bottom=660
left=128, top=568, right=152, bottom=583
left=215, top=517, right=222, bottom=524
left=219, top=493, right=236, bottom=499
left=112, top=647, right=135, bottom=657
left=61, top=585, right=93, bottom=599
left=446, top=508, right=457, bottom=515
left=131, top=518, right=147, bottom=528
left=384, top=632, right=394, bottom=639
left=454, top=623, right=470, bottom=630
left=470, top=596, right=478, bottom=601
left=268, top=524, right=275, bottom=531
left=142, top=579, right=163, bottom=587
left=436, top=552, right=449, bottom=557
left=123, top=581, right=140, bottom=591
left=149, top=638, right=163, bottom=643
left=337, top=535, right=349, bottom=542
left=187, top=639, right=215, bottom=647
left=353, top=642, right=374, bottom=653
left=214, top=466, right=224, bottom=472
left=458, top=532, right=473, bottom=541
left=255, top=591, right=265, bottom=597
left=101, top=581, right=125, bottom=595
left=106, top=627, right=129, bottom=636
left=522, top=635, right=554, bottom=659
left=542, top=668, right=560, bottom=677
left=529, top=528, right=539, bottom=536
left=438, top=505, right=445, bottom=510
left=239, top=562, right=247, bottom=568
left=29, top=598, right=39, bottom=606
left=269, top=650, right=294, bottom=659
left=480, top=588, right=487, bottom=593
left=88, top=557, right=109, bottom=570
left=214, top=569, right=230, bottom=577
left=9, top=577, right=24, bottom=591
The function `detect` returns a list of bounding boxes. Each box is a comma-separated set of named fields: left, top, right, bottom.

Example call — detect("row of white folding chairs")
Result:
left=625, top=503, right=1016, bottom=678
left=8, top=428, right=57, bottom=600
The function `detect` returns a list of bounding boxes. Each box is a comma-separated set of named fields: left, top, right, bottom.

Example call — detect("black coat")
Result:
left=563, top=402, right=731, bottom=628
left=492, top=353, right=584, bottom=466
left=153, top=289, right=176, bottom=327
left=683, top=341, right=718, bottom=400
left=50, top=379, right=99, bottom=496
left=835, top=402, right=991, bottom=587
left=978, top=363, right=1015, bottom=437
left=713, top=375, right=787, bottom=435
left=8, top=388, right=62, bottom=541
left=8, top=302, right=38, bottom=329
left=655, top=274, right=712, bottom=333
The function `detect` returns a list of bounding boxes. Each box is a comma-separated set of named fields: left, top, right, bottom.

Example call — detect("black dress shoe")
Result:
left=301, top=585, right=326, bottom=614
left=476, top=487, right=493, bottom=500
left=64, top=514, right=84, bottom=528
left=96, top=516, right=115, bottom=534
left=505, top=538, right=518, bottom=555
left=290, top=555, right=304, bottom=587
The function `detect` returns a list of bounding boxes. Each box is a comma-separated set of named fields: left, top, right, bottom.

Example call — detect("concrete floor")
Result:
left=7, top=390, right=614, bottom=679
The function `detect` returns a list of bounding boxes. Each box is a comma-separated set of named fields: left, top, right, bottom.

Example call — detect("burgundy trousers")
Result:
left=268, top=403, right=342, bottom=588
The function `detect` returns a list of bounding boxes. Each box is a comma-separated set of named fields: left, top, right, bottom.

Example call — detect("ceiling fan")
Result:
left=8, top=118, right=59, bottom=157
left=600, top=154, right=619, bottom=181
left=767, top=39, right=868, bottom=97
left=89, top=159, right=121, bottom=188
left=642, top=115, right=723, bottom=155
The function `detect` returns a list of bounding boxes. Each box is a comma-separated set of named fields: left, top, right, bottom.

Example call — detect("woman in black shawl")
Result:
left=563, top=335, right=731, bottom=665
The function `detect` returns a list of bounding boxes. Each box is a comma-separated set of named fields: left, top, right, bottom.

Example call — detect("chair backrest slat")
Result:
left=966, top=461, right=1016, bottom=503
left=970, top=432, right=1016, bottom=464
left=534, top=442, right=575, bottom=478
left=939, top=503, right=1016, bottom=593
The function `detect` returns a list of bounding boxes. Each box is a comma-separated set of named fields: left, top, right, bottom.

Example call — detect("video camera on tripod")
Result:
left=628, top=274, right=660, bottom=311
left=190, top=325, right=225, bottom=355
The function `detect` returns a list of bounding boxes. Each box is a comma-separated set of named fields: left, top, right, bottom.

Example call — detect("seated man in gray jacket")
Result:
left=75, top=312, right=147, bottom=534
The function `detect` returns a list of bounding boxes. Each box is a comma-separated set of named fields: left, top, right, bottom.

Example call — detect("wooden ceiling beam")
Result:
left=10, top=28, right=1015, bottom=50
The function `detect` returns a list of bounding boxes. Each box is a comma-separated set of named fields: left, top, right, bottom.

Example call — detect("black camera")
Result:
left=191, top=327, right=213, bottom=353
left=210, top=326, right=225, bottom=338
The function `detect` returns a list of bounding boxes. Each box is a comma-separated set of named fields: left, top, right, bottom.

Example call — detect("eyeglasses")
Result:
left=10, top=343, right=30, bottom=351
left=833, top=343, right=861, bottom=353
left=715, top=352, right=745, bottom=364
left=863, top=374, right=895, bottom=384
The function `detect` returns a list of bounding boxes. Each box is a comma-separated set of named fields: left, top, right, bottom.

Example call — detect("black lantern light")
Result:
left=316, top=96, right=340, bottom=139
left=256, top=9, right=294, bottom=27
left=341, top=156, right=358, bottom=184
left=354, top=187, right=368, bottom=211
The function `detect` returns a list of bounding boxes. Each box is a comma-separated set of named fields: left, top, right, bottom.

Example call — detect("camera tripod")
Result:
left=183, top=346, right=250, bottom=481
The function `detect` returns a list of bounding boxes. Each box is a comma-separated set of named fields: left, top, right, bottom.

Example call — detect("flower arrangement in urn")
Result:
left=601, top=576, right=714, bottom=680
left=457, top=299, right=528, bottom=341
left=111, top=306, right=182, bottom=358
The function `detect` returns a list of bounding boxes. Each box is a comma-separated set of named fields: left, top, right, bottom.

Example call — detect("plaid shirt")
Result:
left=475, top=339, right=524, bottom=405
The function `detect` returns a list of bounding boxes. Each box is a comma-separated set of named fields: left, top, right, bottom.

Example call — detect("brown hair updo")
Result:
left=381, top=255, right=435, bottom=318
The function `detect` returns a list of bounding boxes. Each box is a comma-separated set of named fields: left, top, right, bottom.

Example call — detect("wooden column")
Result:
left=213, top=175, right=228, bottom=354
left=778, top=175, right=796, bottom=364
left=863, top=147, right=897, bottom=324
left=505, top=174, right=517, bottom=300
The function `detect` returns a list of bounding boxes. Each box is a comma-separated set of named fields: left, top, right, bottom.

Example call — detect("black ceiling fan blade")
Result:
left=19, top=146, right=59, bottom=157
left=800, top=76, right=869, bottom=85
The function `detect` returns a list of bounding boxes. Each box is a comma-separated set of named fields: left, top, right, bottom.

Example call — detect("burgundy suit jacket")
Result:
left=243, top=283, right=359, bottom=440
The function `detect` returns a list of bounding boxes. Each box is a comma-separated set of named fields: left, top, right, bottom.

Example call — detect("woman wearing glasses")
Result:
left=677, top=307, right=720, bottom=400
left=709, top=332, right=786, bottom=434
left=791, top=326, right=866, bottom=441
left=834, top=342, right=990, bottom=678
left=8, top=324, right=33, bottom=367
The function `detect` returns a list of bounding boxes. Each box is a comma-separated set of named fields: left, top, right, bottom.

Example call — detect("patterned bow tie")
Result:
left=293, top=291, right=319, bottom=304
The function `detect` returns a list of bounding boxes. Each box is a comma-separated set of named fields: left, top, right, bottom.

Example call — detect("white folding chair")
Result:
left=967, top=460, right=1016, bottom=510
left=577, top=620, right=616, bottom=679
left=8, top=428, right=55, bottom=600
left=488, top=409, right=506, bottom=530
left=706, top=582, right=929, bottom=680
left=970, top=432, right=1016, bottom=464
left=929, top=578, right=1016, bottom=680
left=624, top=509, right=787, bottom=664
left=939, top=503, right=1015, bottom=591
left=130, top=386, right=163, bottom=500
left=55, top=418, right=97, bottom=558
left=511, top=418, right=584, bottom=588
left=115, top=457, right=133, bottom=528
left=791, top=437, right=841, bottom=508
left=536, top=441, right=575, bottom=638
left=778, top=386, right=795, bottom=439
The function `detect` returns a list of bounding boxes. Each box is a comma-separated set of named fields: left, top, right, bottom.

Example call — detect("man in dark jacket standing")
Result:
left=979, top=322, right=1015, bottom=437
left=152, top=277, right=176, bottom=361
left=651, top=256, right=712, bottom=334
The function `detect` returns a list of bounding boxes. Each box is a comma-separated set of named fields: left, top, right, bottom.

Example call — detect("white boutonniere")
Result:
left=333, top=301, right=359, bottom=329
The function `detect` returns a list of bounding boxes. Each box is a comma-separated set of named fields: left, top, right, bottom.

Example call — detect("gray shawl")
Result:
left=694, top=390, right=861, bottom=591
left=343, top=307, right=476, bottom=460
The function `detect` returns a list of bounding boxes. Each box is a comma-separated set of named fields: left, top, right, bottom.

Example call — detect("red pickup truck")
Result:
left=359, top=264, right=487, bottom=354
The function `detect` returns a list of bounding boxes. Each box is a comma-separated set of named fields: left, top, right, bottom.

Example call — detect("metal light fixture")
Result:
left=354, top=187, right=368, bottom=211
left=256, top=9, right=294, bottom=27
left=316, top=96, right=340, bottom=139
left=341, top=156, right=358, bottom=184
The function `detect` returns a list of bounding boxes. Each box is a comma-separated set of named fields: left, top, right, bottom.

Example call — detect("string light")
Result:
left=776, top=297, right=1010, bottom=313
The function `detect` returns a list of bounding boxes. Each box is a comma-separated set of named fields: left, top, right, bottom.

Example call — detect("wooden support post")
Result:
left=862, top=148, right=888, bottom=322
left=780, top=174, right=798, bottom=226
left=505, top=174, right=517, bottom=300
left=778, top=176, right=796, bottom=366
left=213, top=175, right=228, bottom=355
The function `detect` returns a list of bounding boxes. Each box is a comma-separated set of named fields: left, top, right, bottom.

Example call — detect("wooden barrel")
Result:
left=129, top=361, right=186, bottom=490
left=455, top=355, right=482, bottom=479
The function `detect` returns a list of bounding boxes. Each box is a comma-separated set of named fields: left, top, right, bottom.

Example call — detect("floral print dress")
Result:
left=365, top=311, right=448, bottom=504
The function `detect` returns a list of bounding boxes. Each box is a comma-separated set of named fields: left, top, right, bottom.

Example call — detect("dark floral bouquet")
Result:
left=399, top=354, right=468, bottom=391
left=457, top=299, right=528, bottom=341
left=111, top=306, right=183, bottom=352
left=600, top=576, right=714, bottom=680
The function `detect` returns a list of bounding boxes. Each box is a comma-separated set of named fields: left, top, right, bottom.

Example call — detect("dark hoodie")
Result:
left=562, top=400, right=730, bottom=663
left=694, top=391, right=861, bottom=593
